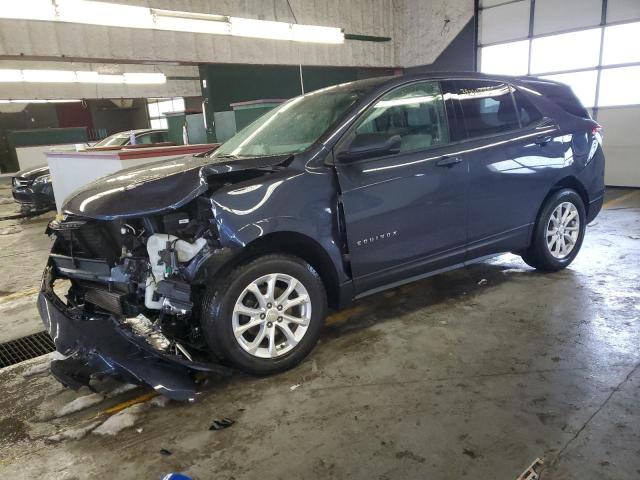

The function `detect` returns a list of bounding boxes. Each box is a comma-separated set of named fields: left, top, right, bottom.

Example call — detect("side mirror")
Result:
left=337, top=133, right=402, bottom=162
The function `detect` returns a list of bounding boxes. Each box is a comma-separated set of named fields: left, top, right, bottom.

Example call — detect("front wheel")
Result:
left=201, top=254, right=327, bottom=375
left=521, top=188, right=586, bottom=272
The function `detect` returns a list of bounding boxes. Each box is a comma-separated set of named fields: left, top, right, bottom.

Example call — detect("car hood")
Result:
left=62, top=154, right=292, bottom=220
left=15, top=165, right=49, bottom=181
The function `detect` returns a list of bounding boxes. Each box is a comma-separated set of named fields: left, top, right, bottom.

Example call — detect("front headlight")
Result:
left=34, top=174, right=51, bottom=184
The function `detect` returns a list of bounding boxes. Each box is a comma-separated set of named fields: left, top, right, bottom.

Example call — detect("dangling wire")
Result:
left=285, top=0, right=305, bottom=94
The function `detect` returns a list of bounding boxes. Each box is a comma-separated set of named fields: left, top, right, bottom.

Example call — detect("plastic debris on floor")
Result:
left=55, top=393, right=105, bottom=418
left=209, top=417, right=234, bottom=431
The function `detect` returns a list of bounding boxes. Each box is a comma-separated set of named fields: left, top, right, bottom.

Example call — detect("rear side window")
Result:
left=444, top=80, right=519, bottom=139
left=355, top=81, right=449, bottom=153
left=512, top=88, right=543, bottom=127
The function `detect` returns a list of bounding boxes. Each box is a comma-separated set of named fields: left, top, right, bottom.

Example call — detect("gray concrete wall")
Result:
left=393, top=0, right=475, bottom=68
left=0, top=60, right=200, bottom=100
left=0, top=0, right=394, bottom=67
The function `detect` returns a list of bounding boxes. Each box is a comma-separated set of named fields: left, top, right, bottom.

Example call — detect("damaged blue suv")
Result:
left=39, top=73, right=605, bottom=400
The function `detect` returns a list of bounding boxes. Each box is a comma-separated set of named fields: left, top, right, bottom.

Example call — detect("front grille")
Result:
left=0, top=331, right=56, bottom=368
left=12, top=178, right=31, bottom=188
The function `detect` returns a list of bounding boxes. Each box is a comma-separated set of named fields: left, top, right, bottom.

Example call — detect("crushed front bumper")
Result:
left=38, top=266, right=231, bottom=401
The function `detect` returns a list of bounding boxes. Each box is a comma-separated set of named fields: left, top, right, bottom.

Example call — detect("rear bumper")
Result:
left=38, top=265, right=230, bottom=401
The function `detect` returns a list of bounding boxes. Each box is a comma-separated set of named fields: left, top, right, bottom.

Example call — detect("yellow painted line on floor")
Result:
left=95, top=391, right=158, bottom=418
left=0, top=287, right=39, bottom=304
left=603, top=189, right=640, bottom=209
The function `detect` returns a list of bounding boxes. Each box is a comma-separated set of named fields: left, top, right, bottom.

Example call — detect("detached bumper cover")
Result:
left=38, top=269, right=230, bottom=401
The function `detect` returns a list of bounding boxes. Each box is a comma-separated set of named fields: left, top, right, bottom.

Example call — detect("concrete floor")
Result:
left=0, top=187, right=638, bottom=480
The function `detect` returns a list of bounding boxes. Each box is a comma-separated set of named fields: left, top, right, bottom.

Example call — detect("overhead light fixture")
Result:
left=22, top=69, right=78, bottom=83
left=122, top=72, right=166, bottom=84
left=0, top=70, right=23, bottom=82
left=0, top=0, right=344, bottom=44
left=0, top=69, right=166, bottom=85
left=0, top=99, right=82, bottom=103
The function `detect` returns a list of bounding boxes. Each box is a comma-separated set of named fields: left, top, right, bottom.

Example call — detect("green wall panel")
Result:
left=199, top=64, right=394, bottom=142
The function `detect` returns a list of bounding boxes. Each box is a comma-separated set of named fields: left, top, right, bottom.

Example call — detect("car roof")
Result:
left=131, top=128, right=168, bottom=135
left=338, top=71, right=565, bottom=94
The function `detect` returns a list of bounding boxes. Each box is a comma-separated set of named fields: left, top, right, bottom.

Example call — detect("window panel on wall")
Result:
left=603, top=22, right=640, bottom=66
left=533, top=0, right=602, bottom=35
left=540, top=70, right=598, bottom=107
left=607, top=0, right=640, bottom=23
left=150, top=118, right=168, bottom=129
left=172, top=97, right=185, bottom=112
left=480, top=40, right=530, bottom=75
left=479, top=1, right=531, bottom=45
left=530, top=28, right=601, bottom=74
left=147, top=102, right=160, bottom=118
left=599, top=66, right=640, bottom=107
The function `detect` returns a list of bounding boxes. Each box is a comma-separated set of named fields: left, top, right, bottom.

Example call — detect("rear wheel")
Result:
left=521, top=188, right=586, bottom=271
left=201, top=254, right=327, bottom=375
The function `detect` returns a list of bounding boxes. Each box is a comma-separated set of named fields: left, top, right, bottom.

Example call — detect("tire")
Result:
left=521, top=188, right=586, bottom=272
left=201, top=254, right=327, bottom=375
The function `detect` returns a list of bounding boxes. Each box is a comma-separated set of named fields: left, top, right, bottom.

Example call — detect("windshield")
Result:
left=94, top=132, right=132, bottom=147
left=212, top=86, right=363, bottom=158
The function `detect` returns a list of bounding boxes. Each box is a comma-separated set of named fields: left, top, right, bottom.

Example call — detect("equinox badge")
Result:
left=356, top=230, right=398, bottom=247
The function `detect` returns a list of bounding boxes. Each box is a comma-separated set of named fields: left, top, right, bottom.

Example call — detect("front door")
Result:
left=334, top=80, right=469, bottom=295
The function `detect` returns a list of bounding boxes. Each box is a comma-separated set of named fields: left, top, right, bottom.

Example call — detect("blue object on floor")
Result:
left=161, top=474, right=192, bottom=480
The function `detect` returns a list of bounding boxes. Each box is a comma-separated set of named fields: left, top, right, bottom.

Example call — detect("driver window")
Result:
left=355, top=81, right=449, bottom=153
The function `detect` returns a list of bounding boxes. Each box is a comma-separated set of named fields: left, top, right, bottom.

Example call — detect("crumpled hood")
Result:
left=62, top=153, right=291, bottom=220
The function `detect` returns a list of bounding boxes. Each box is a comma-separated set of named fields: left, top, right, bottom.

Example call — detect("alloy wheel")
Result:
left=545, top=201, right=580, bottom=259
left=232, top=273, right=312, bottom=359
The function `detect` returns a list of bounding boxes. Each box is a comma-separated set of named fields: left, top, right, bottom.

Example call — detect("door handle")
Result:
left=436, top=156, right=462, bottom=168
left=535, top=135, right=553, bottom=146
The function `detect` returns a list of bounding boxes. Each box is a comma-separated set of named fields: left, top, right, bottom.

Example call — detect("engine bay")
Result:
left=47, top=195, right=222, bottom=363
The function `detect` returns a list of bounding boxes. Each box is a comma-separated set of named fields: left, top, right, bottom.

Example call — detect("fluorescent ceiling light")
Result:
left=123, top=72, right=166, bottom=84
left=22, top=69, right=78, bottom=83
left=0, top=99, right=82, bottom=103
left=76, top=71, right=100, bottom=83
left=0, top=0, right=344, bottom=44
left=94, top=74, right=125, bottom=84
left=0, top=69, right=166, bottom=85
left=0, top=70, right=23, bottom=82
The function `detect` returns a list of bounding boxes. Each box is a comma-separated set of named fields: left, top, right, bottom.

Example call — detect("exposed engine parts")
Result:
left=156, top=279, right=193, bottom=316
left=123, top=313, right=172, bottom=351
left=46, top=203, right=221, bottom=365
left=144, top=233, right=206, bottom=311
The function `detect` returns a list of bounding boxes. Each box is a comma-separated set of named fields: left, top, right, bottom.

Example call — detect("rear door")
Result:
left=334, top=80, right=469, bottom=294
left=441, top=79, right=566, bottom=260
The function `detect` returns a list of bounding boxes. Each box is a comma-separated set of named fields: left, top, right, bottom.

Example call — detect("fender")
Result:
left=204, top=165, right=350, bottom=286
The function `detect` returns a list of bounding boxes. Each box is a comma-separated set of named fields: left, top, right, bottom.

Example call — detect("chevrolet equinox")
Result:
left=38, top=73, right=605, bottom=400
